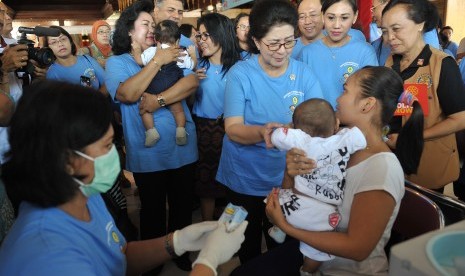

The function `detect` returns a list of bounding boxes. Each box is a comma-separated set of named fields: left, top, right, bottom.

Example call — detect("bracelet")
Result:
left=0, top=91, right=14, bottom=106
left=164, top=232, right=177, bottom=258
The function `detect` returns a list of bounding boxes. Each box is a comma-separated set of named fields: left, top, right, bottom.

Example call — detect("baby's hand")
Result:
left=195, top=67, right=207, bottom=80
left=186, top=45, right=196, bottom=57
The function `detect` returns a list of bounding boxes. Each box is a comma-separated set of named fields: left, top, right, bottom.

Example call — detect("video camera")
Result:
left=15, top=26, right=60, bottom=74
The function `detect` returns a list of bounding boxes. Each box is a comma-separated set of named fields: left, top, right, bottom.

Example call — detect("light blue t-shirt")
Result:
left=299, top=38, right=378, bottom=108
left=180, top=34, right=193, bottom=48
left=371, top=37, right=391, bottom=65
left=292, top=28, right=366, bottom=59
left=240, top=50, right=253, bottom=61
left=423, top=29, right=441, bottom=49
left=291, top=37, right=305, bottom=60
left=105, top=54, right=198, bottom=172
left=0, top=195, right=126, bottom=275
left=216, top=55, right=324, bottom=196
left=46, top=55, right=105, bottom=90
left=444, top=41, right=459, bottom=59
left=193, top=63, right=226, bottom=119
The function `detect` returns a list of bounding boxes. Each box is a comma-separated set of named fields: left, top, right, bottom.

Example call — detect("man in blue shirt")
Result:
left=292, top=0, right=325, bottom=59
left=440, top=26, right=459, bottom=59
left=153, top=0, right=194, bottom=49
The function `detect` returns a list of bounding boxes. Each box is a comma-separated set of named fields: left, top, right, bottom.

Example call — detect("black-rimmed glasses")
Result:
left=195, top=32, right=210, bottom=42
left=261, top=39, right=297, bottom=51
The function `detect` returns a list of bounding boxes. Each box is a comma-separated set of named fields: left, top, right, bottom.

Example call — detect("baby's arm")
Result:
left=178, top=46, right=197, bottom=70
left=271, top=127, right=305, bottom=151
left=186, top=46, right=198, bottom=70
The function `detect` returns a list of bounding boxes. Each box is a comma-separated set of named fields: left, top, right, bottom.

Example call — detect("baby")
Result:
left=269, top=98, right=367, bottom=275
left=133, top=20, right=197, bottom=147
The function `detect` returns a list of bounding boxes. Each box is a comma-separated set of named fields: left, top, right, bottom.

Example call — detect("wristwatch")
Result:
left=157, top=94, right=166, bottom=107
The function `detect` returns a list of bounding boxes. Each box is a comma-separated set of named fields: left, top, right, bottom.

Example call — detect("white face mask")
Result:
left=73, top=144, right=121, bottom=197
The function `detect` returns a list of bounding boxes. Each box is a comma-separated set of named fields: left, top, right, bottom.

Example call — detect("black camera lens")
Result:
left=34, top=47, right=55, bottom=67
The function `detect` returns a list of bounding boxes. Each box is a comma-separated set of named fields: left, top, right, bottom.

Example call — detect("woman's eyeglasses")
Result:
left=97, top=30, right=111, bottom=35
left=370, top=2, right=385, bottom=13
left=195, top=32, right=211, bottom=42
left=237, top=24, right=250, bottom=31
left=261, top=39, right=297, bottom=51
left=48, top=36, right=69, bottom=47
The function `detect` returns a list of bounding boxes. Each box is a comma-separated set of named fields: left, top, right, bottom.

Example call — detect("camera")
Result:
left=15, top=26, right=59, bottom=75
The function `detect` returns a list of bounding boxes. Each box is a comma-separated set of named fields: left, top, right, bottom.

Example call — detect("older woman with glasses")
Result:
left=78, top=20, right=113, bottom=69
left=216, top=0, right=323, bottom=265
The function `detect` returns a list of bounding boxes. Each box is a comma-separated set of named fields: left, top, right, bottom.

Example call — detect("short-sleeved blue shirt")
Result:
left=299, top=38, right=378, bottom=108
left=216, top=55, right=323, bottom=196
left=46, top=55, right=105, bottom=89
left=105, top=54, right=198, bottom=172
left=0, top=195, right=126, bottom=275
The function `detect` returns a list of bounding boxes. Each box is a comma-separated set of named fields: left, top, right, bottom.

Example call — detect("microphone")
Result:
left=18, top=26, right=61, bottom=37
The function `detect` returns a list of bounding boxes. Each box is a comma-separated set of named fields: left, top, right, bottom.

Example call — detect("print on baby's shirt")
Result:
left=301, top=146, right=350, bottom=202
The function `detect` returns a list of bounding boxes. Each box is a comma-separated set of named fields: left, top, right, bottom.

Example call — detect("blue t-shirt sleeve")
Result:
left=23, top=251, right=98, bottom=276
left=362, top=43, right=379, bottom=67
left=105, top=56, right=132, bottom=102
left=302, top=65, right=323, bottom=100
left=224, top=69, right=246, bottom=118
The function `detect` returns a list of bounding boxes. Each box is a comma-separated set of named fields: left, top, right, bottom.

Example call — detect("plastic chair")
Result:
left=406, top=180, right=465, bottom=225
left=385, top=187, right=445, bottom=257
left=393, top=187, right=445, bottom=240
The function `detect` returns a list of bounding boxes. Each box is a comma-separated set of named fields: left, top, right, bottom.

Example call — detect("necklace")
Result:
left=324, top=36, right=350, bottom=59
left=328, top=46, right=338, bottom=60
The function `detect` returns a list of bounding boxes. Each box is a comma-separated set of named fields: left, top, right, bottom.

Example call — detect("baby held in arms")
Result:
left=269, top=98, right=367, bottom=275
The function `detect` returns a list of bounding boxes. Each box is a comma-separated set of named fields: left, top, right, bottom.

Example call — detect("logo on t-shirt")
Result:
left=328, top=212, right=341, bottom=228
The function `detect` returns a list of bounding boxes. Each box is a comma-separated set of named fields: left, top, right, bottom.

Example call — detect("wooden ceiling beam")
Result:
left=13, top=10, right=105, bottom=21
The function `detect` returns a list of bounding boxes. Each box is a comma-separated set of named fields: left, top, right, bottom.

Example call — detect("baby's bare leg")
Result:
left=168, top=102, right=187, bottom=145
left=301, top=257, right=321, bottom=274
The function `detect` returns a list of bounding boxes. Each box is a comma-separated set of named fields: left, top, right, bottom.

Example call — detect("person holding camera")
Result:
left=0, top=43, right=26, bottom=245
left=0, top=12, right=30, bottom=243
